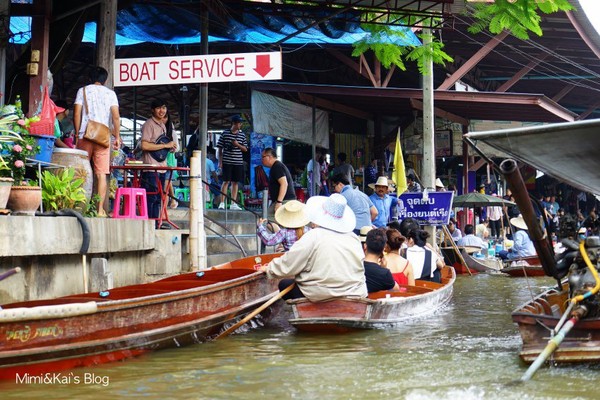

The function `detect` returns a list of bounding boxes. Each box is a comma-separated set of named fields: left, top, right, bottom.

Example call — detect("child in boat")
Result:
left=256, top=200, right=309, bottom=252
left=384, top=228, right=415, bottom=286
left=359, top=226, right=398, bottom=293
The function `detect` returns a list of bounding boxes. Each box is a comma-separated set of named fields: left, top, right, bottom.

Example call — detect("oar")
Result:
left=215, top=282, right=295, bottom=340
left=0, top=267, right=21, bottom=282
left=521, top=315, right=579, bottom=381
left=442, top=225, right=472, bottom=276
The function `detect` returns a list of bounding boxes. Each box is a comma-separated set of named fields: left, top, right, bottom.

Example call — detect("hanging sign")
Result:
left=397, top=191, right=454, bottom=226
left=114, top=52, right=282, bottom=87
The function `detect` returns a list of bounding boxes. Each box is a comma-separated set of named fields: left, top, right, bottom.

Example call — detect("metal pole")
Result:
left=190, top=150, right=206, bottom=270
left=199, top=6, right=208, bottom=208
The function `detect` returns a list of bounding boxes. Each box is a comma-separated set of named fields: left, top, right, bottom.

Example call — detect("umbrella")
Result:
left=452, top=192, right=515, bottom=208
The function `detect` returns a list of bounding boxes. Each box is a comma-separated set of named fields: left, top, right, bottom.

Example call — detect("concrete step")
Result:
left=168, top=208, right=259, bottom=235
left=206, top=233, right=259, bottom=254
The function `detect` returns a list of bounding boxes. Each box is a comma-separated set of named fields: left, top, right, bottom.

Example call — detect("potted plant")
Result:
left=0, top=107, right=42, bottom=215
left=40, top=168, right=88, bottom=212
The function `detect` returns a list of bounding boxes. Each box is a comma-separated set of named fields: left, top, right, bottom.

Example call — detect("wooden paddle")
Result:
left=442, top=225, right=472, bottom=276
left=215, top=282, right=295, bottom=340
left=0, top=267, right=21, bottom=282
left=521, top=315, right=579, bottom=381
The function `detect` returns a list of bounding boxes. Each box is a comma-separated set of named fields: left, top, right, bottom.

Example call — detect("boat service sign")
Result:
left=397, top=191, right=454, bottom=226
left=114, top=52, right=282, bottom=87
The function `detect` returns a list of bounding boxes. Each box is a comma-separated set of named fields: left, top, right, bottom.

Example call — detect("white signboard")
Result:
left=114, top=52, right=281, bottom=87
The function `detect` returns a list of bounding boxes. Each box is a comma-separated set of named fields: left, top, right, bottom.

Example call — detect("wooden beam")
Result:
left=495, top=54, right=549, bottom=93
left=382, top=64, right=396, bottom=88
left=28, top=0, right=51, bottom=115
left=409, top=98, right=470, bottom=126
left=326, top=49, right=371, bottom=82
left=360, top=54, right=378, bottom=87
left=576, top=100, right=600, bottom=120
left=469, top=158, right=487, bottom=172
left=438, top=31, right=509, bottom=90
left=552, top=84, right=575, bottom=102
left=298, top=93, right=373, bottom=120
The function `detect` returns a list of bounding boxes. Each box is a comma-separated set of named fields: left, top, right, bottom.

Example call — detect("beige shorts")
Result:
left=77, top=137, right=110, bottom=175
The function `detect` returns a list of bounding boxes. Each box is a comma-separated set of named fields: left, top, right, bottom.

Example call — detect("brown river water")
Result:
left=2, top=274, right=599, bottom=399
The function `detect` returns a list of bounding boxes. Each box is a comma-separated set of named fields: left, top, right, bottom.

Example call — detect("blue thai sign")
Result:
left=397, top=191, right=454, bottom=226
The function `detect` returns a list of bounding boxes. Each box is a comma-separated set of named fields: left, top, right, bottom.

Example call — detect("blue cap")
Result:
left=231, top=115, right=243, bottom=123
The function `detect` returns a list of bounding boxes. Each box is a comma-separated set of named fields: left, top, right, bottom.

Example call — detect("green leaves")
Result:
left=40, top=168, right=87, bottom=212
left=468, top=0, right=574, bottom=40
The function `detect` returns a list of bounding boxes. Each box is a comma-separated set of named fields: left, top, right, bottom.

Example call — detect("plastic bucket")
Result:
left=31, top=134, right=56, bottom=163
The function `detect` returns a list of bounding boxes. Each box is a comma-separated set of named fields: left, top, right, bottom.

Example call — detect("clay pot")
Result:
left=7, top=185, right=42, bottom=215
left=0, top=177, right=13, bottom=210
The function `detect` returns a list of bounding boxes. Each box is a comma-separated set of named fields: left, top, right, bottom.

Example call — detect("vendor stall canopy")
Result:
left=9, top=3, right=420, bottom=46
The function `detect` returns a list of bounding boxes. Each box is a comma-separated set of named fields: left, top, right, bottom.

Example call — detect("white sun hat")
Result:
left=305, top=193, right=356, bottom=233
left=435, top=178, right=445, bottom=188
left=368, top=176, right=390, bottom=190
left=358, top=226, right=373, bottom=242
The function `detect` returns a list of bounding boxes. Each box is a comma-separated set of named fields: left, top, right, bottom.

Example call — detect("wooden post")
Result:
left=0, top=0, right=9, bottom=107
left=422, top=28, right=436, bottom=246
left=96, top=0, right=117, bottom=88
left=28, top=0, right=51, bottom=114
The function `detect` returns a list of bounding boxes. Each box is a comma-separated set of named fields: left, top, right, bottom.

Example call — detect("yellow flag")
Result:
left=392, top=132, right=407, bottom=194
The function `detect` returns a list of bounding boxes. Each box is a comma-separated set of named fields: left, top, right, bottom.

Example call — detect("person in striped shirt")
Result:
left=216, top=115, right=248, bottom=210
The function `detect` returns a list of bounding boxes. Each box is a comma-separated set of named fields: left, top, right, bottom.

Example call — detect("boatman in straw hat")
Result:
left=368, top=176, right=398, bottom=228
left=260, top=193, right=368, bottom=301
left=498, top=215, right=536, bottom=260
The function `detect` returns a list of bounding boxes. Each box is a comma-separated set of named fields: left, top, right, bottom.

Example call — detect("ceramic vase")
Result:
left=0, top=177, right=13, bottom=210
left=6, top=185, right=42, bottom=215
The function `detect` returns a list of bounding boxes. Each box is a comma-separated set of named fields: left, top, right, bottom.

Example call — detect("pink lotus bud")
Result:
left=25, top=145, right=32, bottom=151
left=12, top=144, right=22, bottom=153
left=17, top=119, right=26, bottom=126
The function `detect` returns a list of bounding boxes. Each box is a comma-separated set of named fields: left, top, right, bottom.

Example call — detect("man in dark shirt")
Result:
left=261, top=147, right=296, bottom=218
left=361, top=227, right=398, bottom=293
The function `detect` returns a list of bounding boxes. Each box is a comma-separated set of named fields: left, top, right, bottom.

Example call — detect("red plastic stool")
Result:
left=113, top=187, right=148, bottom=219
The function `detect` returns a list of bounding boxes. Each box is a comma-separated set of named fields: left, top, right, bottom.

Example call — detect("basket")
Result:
left=28, top=119, right=55, bottom=136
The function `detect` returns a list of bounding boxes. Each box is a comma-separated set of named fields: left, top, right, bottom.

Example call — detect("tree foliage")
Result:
left=352, top=0, right=574, bottom=74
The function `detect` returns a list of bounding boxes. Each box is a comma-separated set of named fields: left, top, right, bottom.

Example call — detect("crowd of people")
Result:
left=258, top=193, right=445, bottom=301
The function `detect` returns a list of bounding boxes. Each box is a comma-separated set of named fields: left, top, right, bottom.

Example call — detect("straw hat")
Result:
left=435, top=178, right=444, bottom=188
left=578, top=227, right=587, bottom=234
left=274, top=200, right=309, bottom=229
left=305, top=193, right=356, bottom=233
left=368, top=176, right=390, bottom=190
left=358, top=226, right=373, bottom=242
left=510, top=215, right=528, bottom=231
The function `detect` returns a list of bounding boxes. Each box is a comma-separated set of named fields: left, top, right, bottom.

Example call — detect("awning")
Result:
left=464, top=119, right=600, bottom=196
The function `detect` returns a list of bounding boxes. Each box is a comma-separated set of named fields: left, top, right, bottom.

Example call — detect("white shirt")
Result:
left=457, top=234, right=486, bottom=250
left=405, top=246, right=442, bottom=280
left=74, top=84, right=119, bottom=136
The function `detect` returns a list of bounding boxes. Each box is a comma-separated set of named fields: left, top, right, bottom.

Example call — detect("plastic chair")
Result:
left=113, top=187, right=148, bottom=219
left=174, top=187, right=190, bottom=202
left=226, top=189, right=244, bottom=209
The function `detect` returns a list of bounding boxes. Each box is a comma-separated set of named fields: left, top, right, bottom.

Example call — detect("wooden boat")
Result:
left=512, top=285, right=600, bottom=364
left=440, top=245, right=503, bottom=274
left=460, top=248, right=503, bottom=273
left=500, top=256, right=545, bottom=277
left=0, top=253, right=282, bottom=380
left=287, top=266, right=455, bottom=333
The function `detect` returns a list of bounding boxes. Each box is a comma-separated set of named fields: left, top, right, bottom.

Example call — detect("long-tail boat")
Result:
left=287, top=266, right=455, bottom=333
left=500, top=256, right=545, bottom=277
left=0, top=253, right=282, bottom=380
left=465, top=120, right=600, bottom=378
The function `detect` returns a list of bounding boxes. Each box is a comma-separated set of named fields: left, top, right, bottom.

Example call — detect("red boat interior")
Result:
left=0, top=268, right=258, bottom=309
left=514, top=289, right=568, bottom=317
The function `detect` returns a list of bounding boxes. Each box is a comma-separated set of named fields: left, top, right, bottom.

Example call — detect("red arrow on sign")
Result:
left=254, top=54, right=273, bottom=77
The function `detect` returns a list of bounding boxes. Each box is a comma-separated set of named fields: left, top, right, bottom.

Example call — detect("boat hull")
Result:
left=288, top=266, right=455, bottom=333
left=512, top=287, right=600, bottom=363
left=501, top=257, right=545, bottom=277
left=0, top=253, right=282, bottom=379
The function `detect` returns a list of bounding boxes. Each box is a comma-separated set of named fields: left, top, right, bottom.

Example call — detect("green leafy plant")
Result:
left=39, top=168, right=87, bottom=211
left=84, top=194, right=101, bottom=217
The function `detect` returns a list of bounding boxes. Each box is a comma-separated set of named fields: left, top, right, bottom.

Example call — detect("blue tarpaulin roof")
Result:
left=10, top=4, right=419, bottom=46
